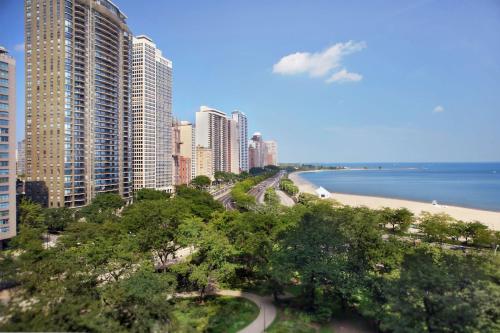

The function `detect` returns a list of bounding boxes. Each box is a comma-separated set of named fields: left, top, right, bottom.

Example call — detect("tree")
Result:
left=19, top=199, right=45, bottom=229
left=418, top=212, right=453, bottom=244
left=44, top=207, right=75, bottom=233
left=463, top=221, right=489, bottom=246
left=175, top=185, right=224, bottom=220
left=121, top=198, right=191, bottom=270
left=191, top=175, right=211, bottom=189
left=78, top=193, right=125, bottom=224
left=380, top=207, right=413, bottom=234
left=384, top=247, right=500, bottom=333
left=134, top=188, right=170, bottom=202
left=264, top=188, right=280, bottom=206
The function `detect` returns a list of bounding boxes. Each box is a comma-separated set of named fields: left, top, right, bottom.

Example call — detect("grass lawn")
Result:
left=170, top=295, right=259, bottom=333
left=267, top=307, right=333, bottom=333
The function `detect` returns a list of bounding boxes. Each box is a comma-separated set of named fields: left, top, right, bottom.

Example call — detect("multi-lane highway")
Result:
left=215, top=171, right=288, bottom=210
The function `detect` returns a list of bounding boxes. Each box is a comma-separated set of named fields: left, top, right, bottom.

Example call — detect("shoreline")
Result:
left=289, top=171, right=500, bottom=231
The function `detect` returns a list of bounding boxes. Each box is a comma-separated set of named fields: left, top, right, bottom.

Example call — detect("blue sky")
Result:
left=1, top=0, right=499, bottom=162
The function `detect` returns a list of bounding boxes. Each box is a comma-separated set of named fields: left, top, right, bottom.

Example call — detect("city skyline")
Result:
left=1, top=0, right=499, bottom=162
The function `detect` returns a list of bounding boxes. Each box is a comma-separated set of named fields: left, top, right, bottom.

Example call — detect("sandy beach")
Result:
left=289, top=171, right=500, bottom=231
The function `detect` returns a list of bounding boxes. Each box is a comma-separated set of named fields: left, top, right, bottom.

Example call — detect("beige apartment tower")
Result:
left=0, top=47, right=17, bottom=245
left=195, top=146, right=213, bottom=180
left=24, top=0, right=133, bottom=207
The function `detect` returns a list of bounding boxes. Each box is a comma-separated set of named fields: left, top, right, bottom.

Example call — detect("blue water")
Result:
left=299, top=163, right=500, bottom=211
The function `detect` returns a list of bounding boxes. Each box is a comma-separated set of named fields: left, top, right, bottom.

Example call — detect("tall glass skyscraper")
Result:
left=24, top=0, right=133, bottom=207
left=0, top=46, right=17, bottom=246
left=232, top=111, right=249, bottom=172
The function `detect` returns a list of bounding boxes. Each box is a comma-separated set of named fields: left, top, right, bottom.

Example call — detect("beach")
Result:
left=289, top=171, right=500, bottom=231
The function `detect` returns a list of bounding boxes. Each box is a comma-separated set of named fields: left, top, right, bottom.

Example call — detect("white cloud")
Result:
left=433, top=105, right=444, bottom=113
left=14, top=43, right=25, bottom=52
left=272, top=41, right=366, bottom=84
left=326, top=69, right=362, bottom=83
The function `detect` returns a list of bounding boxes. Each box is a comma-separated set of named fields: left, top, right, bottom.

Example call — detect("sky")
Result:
left=1, top=0, right=500, bottom=163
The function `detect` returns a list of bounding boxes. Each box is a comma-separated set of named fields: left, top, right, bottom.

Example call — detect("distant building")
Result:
left=178, top=121, right=195, bottom=180
left=195, top=106, right=229, bottom=175
left=171, top=120, right=181, bottom=186
left=178, top=156, right=191, bottom=185
left=264, top=140, right=278, bottom=166
left=231, top=111, right=248, bottom=172
left=0, top=46, right=17, bottom=245
left=132, top=35, right=173, bottom=193
left=228, top=118, right=240, bottom=174
left=315, top=186, right=331, bottom=199
left=195, top=146, right=214, bottom=180
left=249, top=132, right=265, bottom=169
left=16, top=139, right=25, bottom=176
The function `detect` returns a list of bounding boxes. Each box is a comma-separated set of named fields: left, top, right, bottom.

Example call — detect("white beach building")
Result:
left=315, top=187, right=331, bottom=199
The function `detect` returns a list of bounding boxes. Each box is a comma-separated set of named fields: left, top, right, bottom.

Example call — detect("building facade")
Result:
left=195, top=146, right=213, bottom=180
left=227, top=118, right=240, bottom=174
left=195, top=106, right=229, bottom=175
left=264, top=140, right=278, bottom=166
left=249, top=132, right=265, bottom=169
left=17, top=139, right=26, bottom=176
left=0, top=47, right=17, bottom=244
left=231, top=111, right=248, bottom=172
left=24, top=0, right=133, bottom=207
left=178, top=121, right=195, bottom=180
left=132, top=35, right=173, bottom=192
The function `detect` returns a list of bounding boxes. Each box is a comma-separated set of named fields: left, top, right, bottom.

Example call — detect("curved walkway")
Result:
left=174, top=289, right=276, bottom=333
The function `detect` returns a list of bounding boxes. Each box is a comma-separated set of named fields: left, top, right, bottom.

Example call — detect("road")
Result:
left=247, top=171, right=286, bottom=204
left=215, top=171, right=293, bottom=210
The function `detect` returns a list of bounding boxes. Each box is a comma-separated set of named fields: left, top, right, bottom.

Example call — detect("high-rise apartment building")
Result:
left=195, top=106, right=229, bottom=174
left=17, top=139, right=26, bottom=176
left=132, top=35, right=173, bottom=192
left=178, top=121, right=195, bottom=180
left=24, top=0, right=133, bottom=207
left=264, top=140, right=278, bottom=166
left=0, top=47, right=17, bottom=244
left=249, top=132, right=265, bottom=169
left=228, top=118, right=240, bottom=174
left=231, top=111, right=248, bottom=172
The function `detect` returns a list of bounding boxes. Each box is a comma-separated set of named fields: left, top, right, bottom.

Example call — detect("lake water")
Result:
left=299, top=163, right=500, bottom=211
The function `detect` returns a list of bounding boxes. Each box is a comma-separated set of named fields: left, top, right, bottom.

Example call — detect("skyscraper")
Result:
left=264, top=140, right=278, bottom=166
left=195, top=106, right=229, bottom=175
left=0, top=46, right=17, bottom=245
left=249, top=132, right=265, bottom=169
left=24, top=0, right=133, bottom=207
left=132, top=35, right=173, bottom=193
left=228, top=118, right=240, bottom=174
left=231, top=111, right=248, bottom=172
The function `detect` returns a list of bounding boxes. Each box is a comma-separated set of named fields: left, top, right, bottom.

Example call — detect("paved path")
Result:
left=276, top=189, right=295, bottom=207
left=174, top=289, right=277, bottom=333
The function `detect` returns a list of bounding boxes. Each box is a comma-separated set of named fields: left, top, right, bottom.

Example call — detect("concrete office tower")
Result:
left=249, top=132, right=265, bottom=169
left=195, top=106, right=229, bottom=175
left=178, top=121, right=195, bottom=180
left=231, top=111, right=248, bottom=172
left=24, top=0, right=133, bottom=207
left=195, top=146, right=213, bottom=180
left=264, top=140, right=278, bottom=166
left=0, top=47, right=17, bottom=244
left=132, top=35, right=173, bottom=193
left=228, top=118, right=240, bottom=174
left=17, top=139, right=26, bottom=176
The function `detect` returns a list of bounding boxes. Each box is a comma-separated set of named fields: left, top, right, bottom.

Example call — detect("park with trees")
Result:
left=0, top=178, right=499, bottom=332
